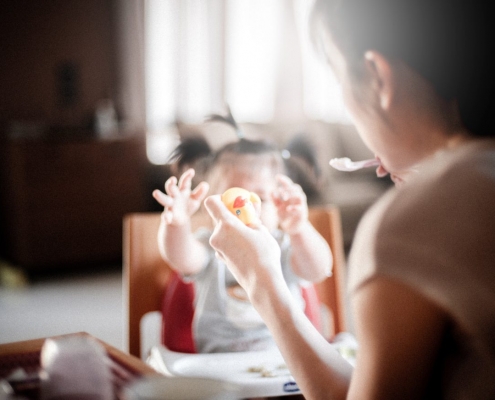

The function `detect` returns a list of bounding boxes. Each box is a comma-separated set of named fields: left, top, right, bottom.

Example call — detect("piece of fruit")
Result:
left=221, top=187, right=261, bottom=225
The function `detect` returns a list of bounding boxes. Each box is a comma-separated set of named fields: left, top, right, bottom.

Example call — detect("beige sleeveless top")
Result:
left=348, top=139, right=495, bottom=399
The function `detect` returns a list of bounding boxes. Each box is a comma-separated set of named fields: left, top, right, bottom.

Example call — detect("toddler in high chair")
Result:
left=152, top=111, right=332, bottom=354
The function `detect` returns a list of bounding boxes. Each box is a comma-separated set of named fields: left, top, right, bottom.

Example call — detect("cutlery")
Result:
left=329, top=157, right=380, bottom=171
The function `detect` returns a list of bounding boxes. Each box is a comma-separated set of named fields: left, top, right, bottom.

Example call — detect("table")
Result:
left=0, top=332, right=158, bottom=399
left=148, top=345, right=306, bottom=399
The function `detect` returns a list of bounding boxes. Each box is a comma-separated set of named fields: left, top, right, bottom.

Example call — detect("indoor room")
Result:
left=0, top=0, right=404, bottom=398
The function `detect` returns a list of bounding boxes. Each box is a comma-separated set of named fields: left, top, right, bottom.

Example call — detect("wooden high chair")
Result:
left=123, top=206, right=347, bottom=359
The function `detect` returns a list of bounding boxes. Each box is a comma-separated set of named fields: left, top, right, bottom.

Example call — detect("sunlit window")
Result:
left=225, top=0, right=283, bottom=122
left=144, top=0, right=350, bottom=164
left=145, top=0, right=177, bottom=130
left=294, top=0, right=351, bottom=123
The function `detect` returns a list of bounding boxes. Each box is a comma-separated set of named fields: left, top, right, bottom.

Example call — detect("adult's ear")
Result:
left=364, top=51, right=395, bottom=110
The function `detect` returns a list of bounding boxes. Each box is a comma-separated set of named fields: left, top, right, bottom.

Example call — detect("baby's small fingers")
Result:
left=191, top=181, right=210, bottom=201
left=286, top=192, right=304, bottom=205
left=178, top=168, right=195, bottom=191
left=285, top=204, right=302, bottom=213
left=164, top=176, right=178, bottom=196
left=152, top=189, right=164, bottom=199
left=276, top=174, right=295, bottom=188
left=152, top=190, right=173, bottom=207
left=278, top=189, right=299, bottom=203
left=272, top=187, right=290, bottom=202
left=286, top=187, right=306, bottom=204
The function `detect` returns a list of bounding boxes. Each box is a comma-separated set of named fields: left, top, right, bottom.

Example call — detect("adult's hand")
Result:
left=204, top=195, right=283, bottom=299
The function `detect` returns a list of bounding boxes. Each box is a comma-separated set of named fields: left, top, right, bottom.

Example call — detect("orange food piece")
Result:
left=221, top=187, right=261, bottom=225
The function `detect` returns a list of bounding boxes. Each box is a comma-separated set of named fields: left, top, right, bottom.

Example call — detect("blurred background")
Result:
left=0, top=0, right=391, bottom=349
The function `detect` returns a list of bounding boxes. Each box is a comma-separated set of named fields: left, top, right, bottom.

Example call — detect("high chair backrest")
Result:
left=123, top=206, right=347, bottom=359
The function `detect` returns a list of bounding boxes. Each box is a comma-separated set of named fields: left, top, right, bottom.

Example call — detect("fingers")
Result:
left=153, top=190, right=176, bottom=224
left=165, top=169, right=196, bottom=197
left=178, top=168, right=195, bottom=190
left=164, top=176, right=179, bottom=197
left=152, top=189, right=173, bottom=208
left=276, top=173, right=295, bottom=188
left=204, top=195, right=237, bottom=225
left=207, top=196, right=239, bottom=257
left=204, top=195, right=262, bottom=229
left=274, top=174, right=305, bottom=204
left=191, top=181, right=210, bottom=202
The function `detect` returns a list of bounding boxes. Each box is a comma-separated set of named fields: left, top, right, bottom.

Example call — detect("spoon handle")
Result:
left=329, top=157, right=380, bottom=171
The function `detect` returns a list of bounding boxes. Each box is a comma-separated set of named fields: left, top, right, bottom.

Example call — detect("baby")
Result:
left=153, top=133, right=332, bottom=353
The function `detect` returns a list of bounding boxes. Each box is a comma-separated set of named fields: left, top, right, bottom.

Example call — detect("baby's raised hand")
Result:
left=152, top=168, right=209, bottom=226
left=272, top=175, right=308, bottom=235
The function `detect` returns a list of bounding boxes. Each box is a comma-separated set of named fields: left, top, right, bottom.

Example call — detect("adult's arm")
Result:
left=205, top=195, right=352, bottom=399
left=205, top=195, right=449, bottom=399
left=347, top=277, right=448, bottom=399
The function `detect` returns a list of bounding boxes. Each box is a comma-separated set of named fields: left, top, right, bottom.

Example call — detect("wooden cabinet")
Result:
left=0, top=136, right=150, bottom=271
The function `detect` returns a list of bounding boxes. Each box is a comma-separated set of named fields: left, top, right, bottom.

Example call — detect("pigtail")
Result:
left=205, top=105, right=244, bottom=139
left=204, top=105, right=285, bottom=175
left=168, top=134, right=213, bottom=180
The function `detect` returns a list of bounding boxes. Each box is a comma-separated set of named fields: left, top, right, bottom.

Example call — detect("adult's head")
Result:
left=310, top=0, right=495, bottom=173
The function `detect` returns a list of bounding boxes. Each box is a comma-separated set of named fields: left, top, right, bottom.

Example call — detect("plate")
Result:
left=147, top=345, right=301, bottom=398
left=123, top=375, right=241, bottom=400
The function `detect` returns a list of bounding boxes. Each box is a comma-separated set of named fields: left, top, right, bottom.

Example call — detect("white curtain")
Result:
left=294, top=0, right=351, bottom=122
left=117, top=0, right=350, bottom=164
left=115, top=0, right=147, bottom=134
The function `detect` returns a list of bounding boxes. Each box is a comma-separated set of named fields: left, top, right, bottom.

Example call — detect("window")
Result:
left=144, top=0, right=349, bottom=164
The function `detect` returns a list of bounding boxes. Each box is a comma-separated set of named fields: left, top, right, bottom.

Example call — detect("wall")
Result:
left=0, top=1, right=154, bottom=271
left=0, top=0, right=118, bottom=135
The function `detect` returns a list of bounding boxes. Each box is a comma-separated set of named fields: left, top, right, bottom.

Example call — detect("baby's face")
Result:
left=211, top=162, right=279, bottom=231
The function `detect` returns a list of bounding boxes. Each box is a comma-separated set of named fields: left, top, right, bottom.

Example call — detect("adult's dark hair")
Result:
left=310, top=0, right=495, bottom=137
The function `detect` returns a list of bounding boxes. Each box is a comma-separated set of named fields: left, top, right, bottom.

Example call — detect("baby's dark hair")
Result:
left=212, top=137, right=283, bottom=170
left=166, top=133, right=212, bottom=187
left=169, top=134, right=284, bottom=177
left=203, top=106, right=284, bottom=172
left=168, top=134, right=212, bottom=173
left=168, top=132, right=323, bottom=202
left=168, top=107, right=323, bottom=201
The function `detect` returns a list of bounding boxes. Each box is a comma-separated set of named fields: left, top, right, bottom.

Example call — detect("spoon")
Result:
left=329, top=157, right=380, bottom=171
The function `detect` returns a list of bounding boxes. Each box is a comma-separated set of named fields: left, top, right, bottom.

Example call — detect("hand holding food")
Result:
left=221, top=187, right=261, bottom=225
